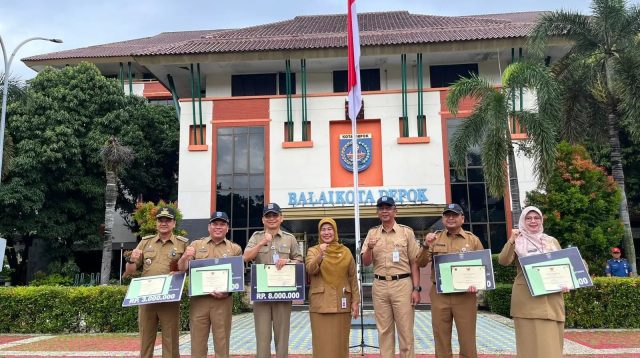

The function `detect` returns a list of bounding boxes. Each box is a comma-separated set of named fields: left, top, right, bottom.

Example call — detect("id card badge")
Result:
left=341, top=288, right=347, bottom=309
left=392, top=250, right=400, bottom=262
left=272, top=253, right=280, bottom=262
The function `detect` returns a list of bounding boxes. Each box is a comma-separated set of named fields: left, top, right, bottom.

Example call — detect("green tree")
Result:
left=446, top=61, right=560, bottom=225
left=0, top=62, right=179, bottom=283
left=526, top=142, right=623, bottom=272
left=99, top=137, right=133, bottom=285
left=0, top=73, right=25, bottom=180
left=528, top=0, right=640, bottom=273
left=132, top=201, right=186, bottom=237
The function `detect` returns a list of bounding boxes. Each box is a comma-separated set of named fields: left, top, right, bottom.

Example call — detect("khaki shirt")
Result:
left=361, top=223, right=420, bottom=276
left=133, top=234, right=188, bottom=276
left=417, top=230, right=484, bottom=281
left=189, top=237, right=243, bottom=260
left=246, top=229, right=303, bottom=264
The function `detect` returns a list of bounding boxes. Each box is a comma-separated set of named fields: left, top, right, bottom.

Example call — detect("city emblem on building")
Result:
left=339, top=133, right=372, bottom=172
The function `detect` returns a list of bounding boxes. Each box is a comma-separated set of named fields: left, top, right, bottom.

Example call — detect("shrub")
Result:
left=565, top=277, right=640, bottom=328
left=492, top=254, right=517, bottom=284
left=29, top=273, right=73, bottom=286
left=485, top=283, right=512, bottom=318
left=0, top=285, right=250, bottom=333
left=485, top=277, right=640, bottom=329
left=526, top=142, right=623, bottom=273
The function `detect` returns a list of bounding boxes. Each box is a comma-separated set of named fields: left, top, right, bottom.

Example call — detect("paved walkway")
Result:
left=0, top=311, right=639, bottom=357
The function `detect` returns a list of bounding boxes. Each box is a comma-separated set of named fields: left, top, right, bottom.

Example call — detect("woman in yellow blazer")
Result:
left=306, top=217, right=360, bottom=358
left=498, top=206, right=568, bottom=358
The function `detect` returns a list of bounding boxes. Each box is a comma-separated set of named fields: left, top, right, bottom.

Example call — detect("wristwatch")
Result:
left=413, top=285, right=422, bottom=292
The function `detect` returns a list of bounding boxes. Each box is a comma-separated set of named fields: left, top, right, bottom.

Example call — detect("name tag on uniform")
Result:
left=273, top=253, right=280, bottom=262
left=392, top=250, right=400, bottom=263
left=341, top=297, right=347, bottom=309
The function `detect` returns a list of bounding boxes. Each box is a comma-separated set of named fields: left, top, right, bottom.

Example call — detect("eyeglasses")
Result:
left=524, top=217, right=542, bottom=222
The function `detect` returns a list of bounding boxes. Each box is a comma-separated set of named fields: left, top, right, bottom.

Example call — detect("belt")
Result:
left=374, top=273, right=411, bottom=281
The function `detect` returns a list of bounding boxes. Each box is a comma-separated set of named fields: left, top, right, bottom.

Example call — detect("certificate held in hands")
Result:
left=451, top=265, right=487, bottom=291
left=201, top=270, right=230, bottom=292
left=536, top=264, right=574, bottom=291
left=265, top=264, right=296, bottom=287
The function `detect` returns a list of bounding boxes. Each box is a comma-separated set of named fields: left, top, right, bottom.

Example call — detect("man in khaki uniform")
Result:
left=417, top=203, right=484, bottom=358
left=125, top=206, right=188, bottom=358
left=361, top=196, right=421, bottom=358
left=243, top=203, right=303, bottom=358
left=177, top=211, right=242, bottom=358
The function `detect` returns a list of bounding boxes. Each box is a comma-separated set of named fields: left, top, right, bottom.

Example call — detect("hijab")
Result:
left=317, top=217, right=352, bottom=288
left=515, top=206, right=557, bottom=257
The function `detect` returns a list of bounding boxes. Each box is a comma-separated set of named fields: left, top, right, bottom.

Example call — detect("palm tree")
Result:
left=446, top=61, right=560, bottom=226
left=528, top=0, right=640, bottom=274
left=100, top=136, right=134, bottom=284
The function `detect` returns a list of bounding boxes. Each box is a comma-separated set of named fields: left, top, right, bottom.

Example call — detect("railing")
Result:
left=73, top=272, right=101, bottom=286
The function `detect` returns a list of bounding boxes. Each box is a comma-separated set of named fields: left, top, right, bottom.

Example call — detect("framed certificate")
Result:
left=518, top=247, right=592, bottom=296
left=188, top=256, right=245, bottom=296
left=433, top=249, right=495, bottom=294
left=250, top=263, right=305, bottom=302
left=122, top=272, right=186, bottom=307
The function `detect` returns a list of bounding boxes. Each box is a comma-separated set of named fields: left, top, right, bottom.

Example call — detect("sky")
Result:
left=1, top=0, right=595, bottom=80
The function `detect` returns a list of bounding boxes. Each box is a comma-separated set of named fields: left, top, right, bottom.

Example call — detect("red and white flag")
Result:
left=347, top=0, right=361, bottom=120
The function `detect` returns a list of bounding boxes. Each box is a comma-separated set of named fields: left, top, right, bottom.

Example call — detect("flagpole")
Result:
left=347, top=0, right=374, bottom=354
left=347, top=0, right=363, bottom=315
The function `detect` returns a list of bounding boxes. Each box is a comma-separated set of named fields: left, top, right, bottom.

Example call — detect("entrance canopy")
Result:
left=281, top=204, right=445, bottom=236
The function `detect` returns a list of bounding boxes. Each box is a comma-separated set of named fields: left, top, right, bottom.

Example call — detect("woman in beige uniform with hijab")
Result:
left=305, top=217, right=360, bottom=358
left=498, top=206, right=568, bottom=358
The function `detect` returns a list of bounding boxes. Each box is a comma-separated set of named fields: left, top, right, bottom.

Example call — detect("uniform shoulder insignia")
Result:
left=141, top=235, right=155, bottom=240
left=176, top=236, right=189, bottom=243
left=433, top=230, right=443, bottom=235
left=369, top=225, right=381, bottom=232
left=398, top=224, right=413, bottom=230
left=281, top=231, right=295, bottom=237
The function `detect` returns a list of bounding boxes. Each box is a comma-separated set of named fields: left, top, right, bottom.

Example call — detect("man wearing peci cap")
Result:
left=416, top=203, right=484, bottom=358
left=605, top=247, right=632, bottom=277
left=243, top=203, right=303, bottom=358
left=125, top=206, right=188, bottom=358
left=178, top=211, right=242, bottom=358
left=361, top=196, right=421, bottom=358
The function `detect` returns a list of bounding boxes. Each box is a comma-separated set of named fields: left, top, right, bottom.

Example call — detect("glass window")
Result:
left=430, top=63, right=479, bottom=88
left=333, top=69, right=381, bottom=92
left=231, top=73, right=277, bottom=96
left=217, top=136, right=233, bottom=174
left=447, top=119, right=508, bottom=252
left=234, top=135, right=248, bottom=173
left=468, top=183, right=488, bottom=222
left=217, top=175, right=233, bottom=190
left=249, top=132, right=265, bottom=173
left=216, top=126, right=266, bottom=249
left=278, top=72, right=296, bottom=95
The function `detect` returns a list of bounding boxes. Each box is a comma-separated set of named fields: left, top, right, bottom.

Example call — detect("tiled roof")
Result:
left=24, top=11, right=543, bottom=61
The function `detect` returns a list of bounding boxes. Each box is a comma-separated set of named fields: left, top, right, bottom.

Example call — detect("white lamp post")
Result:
left=0, top=36, right=62, bottom=185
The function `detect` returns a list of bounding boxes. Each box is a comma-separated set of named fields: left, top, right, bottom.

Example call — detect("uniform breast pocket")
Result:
left=143, top=250, right=157, bottom=265
left=258, top=246, right=270, bottom=254
left=393, top=240, right=408, bottom=255
left=278, top=246, right=291, bottom=256
left=195, top=250, right=209, bottom=260
left=431, top=245, right=449, bottom=255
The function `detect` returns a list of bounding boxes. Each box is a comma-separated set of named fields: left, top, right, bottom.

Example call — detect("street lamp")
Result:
left=0, top=36, right=62, bottom=185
